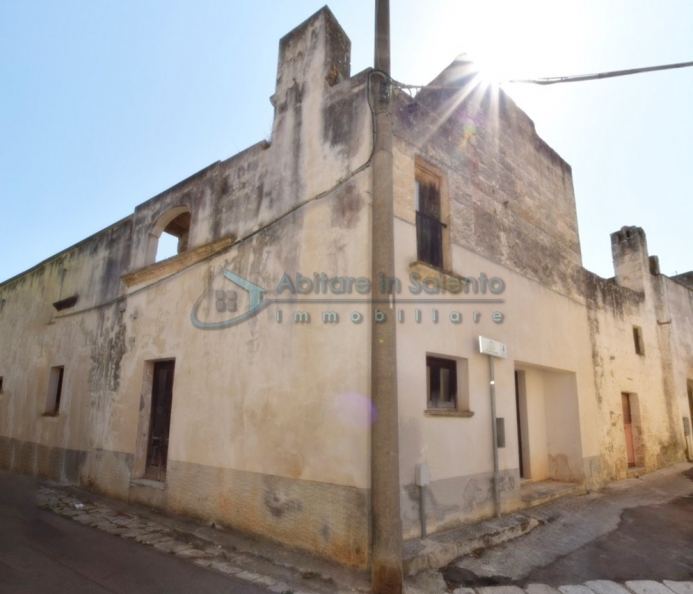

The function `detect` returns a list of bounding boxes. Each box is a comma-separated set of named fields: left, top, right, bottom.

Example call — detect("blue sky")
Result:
left=1, top=1, right=692, bottom=281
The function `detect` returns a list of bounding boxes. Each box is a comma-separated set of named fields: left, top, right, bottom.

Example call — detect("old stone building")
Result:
left=1, top=7, right=692, bottom=570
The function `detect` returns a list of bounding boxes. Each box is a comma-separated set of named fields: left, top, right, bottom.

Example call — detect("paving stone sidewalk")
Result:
left=37, top=485, right=343, bottom=594
left=452, top=581, right=693, bottom=594
left=37, top=484, right=691, bottom=594
left=403, top=571, right=693, bottom=594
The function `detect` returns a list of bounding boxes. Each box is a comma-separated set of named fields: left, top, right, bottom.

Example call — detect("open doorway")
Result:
left=514, top=365, right=582, bottom=483
left=515, top=371, right=530, bottom=479
left=621, top=391, right=643, bottom=470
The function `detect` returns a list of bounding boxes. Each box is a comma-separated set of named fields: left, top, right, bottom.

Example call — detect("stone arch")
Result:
left=145, top=206, right=191, bottom=264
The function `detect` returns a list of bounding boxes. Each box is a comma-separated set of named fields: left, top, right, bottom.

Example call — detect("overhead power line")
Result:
left=384, top=59, right=693, bottom=96
left=509, top=59, right=693, bottom=85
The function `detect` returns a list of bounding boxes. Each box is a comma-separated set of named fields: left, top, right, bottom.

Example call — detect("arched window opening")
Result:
left=145, top=206, right=192, bottom=266
left=155, top=212, right=190, bottom=262
left=156, top=231, right=180, bottom=262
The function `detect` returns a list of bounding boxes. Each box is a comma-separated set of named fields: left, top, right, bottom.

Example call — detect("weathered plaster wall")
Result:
left=0, top=7, right=374, bottom=566
left=583, top=227, right=690, bottom=481
left=128, top=8, right=369, bottom=275
left=394, top=226, right=597, bottom=539
left=391, top=57, right=692, bottom=540
left=0, top=218, right=132, bottom=456
left=661, top=275, right=693, bottom=436
left=120, top=185, right=372, bottom=484
left=0, top=215, right=135, bottom=499
left=391, top=68, right=599, bottom=538
left=2, top=4, right=692, bottom=570
left=114, top=174, right=373, bottom=564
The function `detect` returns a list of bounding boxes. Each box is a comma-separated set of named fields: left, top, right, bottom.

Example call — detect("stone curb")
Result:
left=403, top=515, right=541, bottom=576
left=411, top=581, right=693, bottom=594
left=37, top=486, right=320, bottom=594
left=37, top=486, right=692, bottom=594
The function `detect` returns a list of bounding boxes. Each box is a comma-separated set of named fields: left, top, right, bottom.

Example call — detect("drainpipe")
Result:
left=371, top=1, right=403, bottom=593
left=415, top=462, right=430, bottom=538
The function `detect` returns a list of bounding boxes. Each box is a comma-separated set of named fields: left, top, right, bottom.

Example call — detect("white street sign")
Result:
left=479, top=336, right=507, bottom=359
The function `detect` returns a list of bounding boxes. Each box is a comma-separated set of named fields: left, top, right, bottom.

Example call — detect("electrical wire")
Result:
left=508, top=59, right=693, bottom=85
left=382, top=59, right=693, bottom=93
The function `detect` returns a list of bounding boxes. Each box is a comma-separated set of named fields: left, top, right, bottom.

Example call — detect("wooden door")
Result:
left=146, top=360, right=175, bottom=481
left=622, top=393, right=635, bottom=468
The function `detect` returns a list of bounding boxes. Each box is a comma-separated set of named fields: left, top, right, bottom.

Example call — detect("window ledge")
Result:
left=42, top=412, right=59, bottom=418
left=424, top=409, right=474, bottom=418
left=409, top=261, right=468, bottom=290
left=410, top=260, right=459, bottom=277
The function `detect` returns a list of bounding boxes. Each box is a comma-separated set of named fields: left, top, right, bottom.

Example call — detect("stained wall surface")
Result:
left=0, top=7, right=374, bottom=567
left=1, top=7, right=692, bottom=566
left=391, top=61, right=693, bottom=538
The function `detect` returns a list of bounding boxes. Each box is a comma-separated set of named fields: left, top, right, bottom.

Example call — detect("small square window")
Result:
left=45, top=366, right=64, bottom=415
left=633, top=325, right=645, bottom=356
left=427, top=356, right=457, bottom=409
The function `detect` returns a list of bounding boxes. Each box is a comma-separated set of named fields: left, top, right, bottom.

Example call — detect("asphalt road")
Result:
left=525, top=492, right=693, bottom=585
left=0, top=470, right=268, bottom=594
left=5, top=465, right=693, bottom=593
left=446, top=465, right=693, bottom=588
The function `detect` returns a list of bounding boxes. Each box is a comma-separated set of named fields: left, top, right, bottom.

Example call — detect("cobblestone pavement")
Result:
left=36, top=486, right=342, bottom=594
left=36, top=468, right=693, bottom=594
left=403, top=569, right=693, bottom=594
left=442, top=581, right=693, bottom=594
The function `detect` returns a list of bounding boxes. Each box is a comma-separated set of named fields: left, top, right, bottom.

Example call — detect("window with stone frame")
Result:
left=415, top=164, right=446, bottom=269
left=427, top=356, right=457, bottom=409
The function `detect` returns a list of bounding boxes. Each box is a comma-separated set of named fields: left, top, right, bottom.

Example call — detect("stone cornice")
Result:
left=122, top=235, right=235, bottom=288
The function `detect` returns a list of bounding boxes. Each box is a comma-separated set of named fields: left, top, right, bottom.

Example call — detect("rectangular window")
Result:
left=427, top=356, right=457, bottom=409
left=0, top=376, right=3, bottom=392
left=45, top=366, right=64, bottom=415
left=633, top=325, right=645, bottom=355
left=415, top=167, right=445, bottom=268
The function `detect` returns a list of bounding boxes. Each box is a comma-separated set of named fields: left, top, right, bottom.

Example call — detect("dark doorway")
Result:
left=622, top=392, right=636, bottom=468
left=146, top=360, right=175, bottom=481
left=515, top=371, right=528, bottom=479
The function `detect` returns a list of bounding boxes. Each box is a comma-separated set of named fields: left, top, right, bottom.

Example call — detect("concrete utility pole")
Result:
left=371, top=1, right=403, bottom=593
